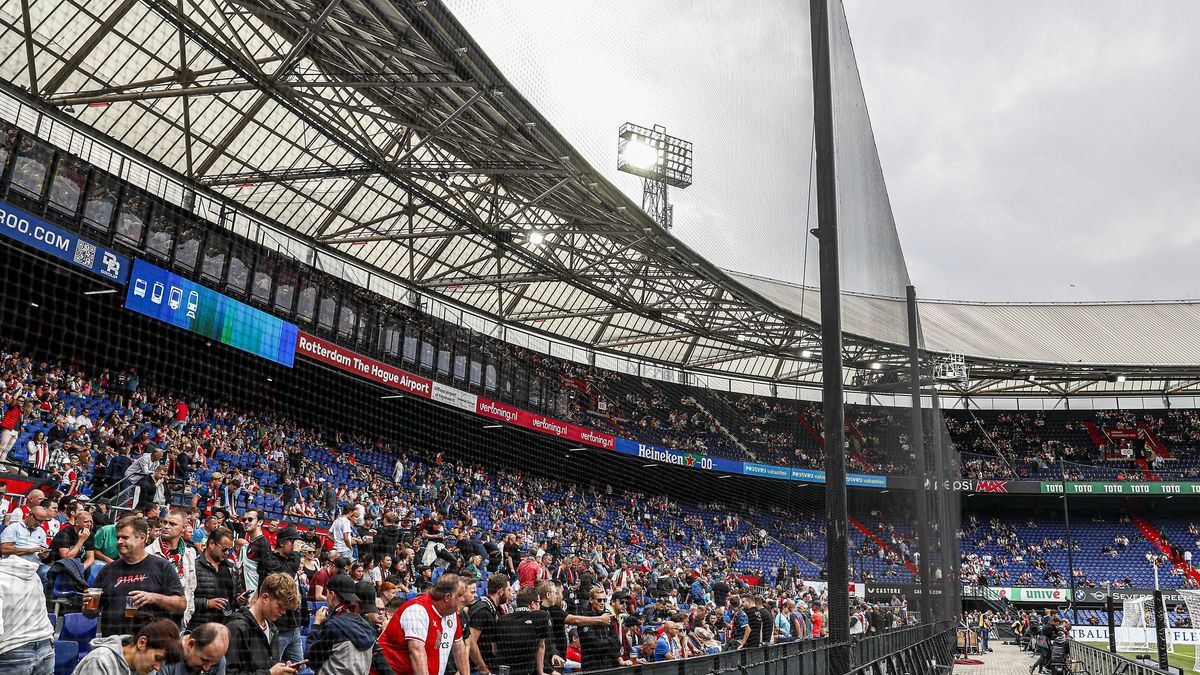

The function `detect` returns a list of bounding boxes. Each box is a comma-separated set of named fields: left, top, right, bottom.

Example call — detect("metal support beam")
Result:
left=41, top=0, right=140, bottom=96
left=907, top=286, right=933, bottom=625
left=812, top=1, right=850, bottom=672
left=48, top=78, right=475, bottom=106
left=322, top=229, right=472, bottom=245
left=19, top=0, right=39, bottom=96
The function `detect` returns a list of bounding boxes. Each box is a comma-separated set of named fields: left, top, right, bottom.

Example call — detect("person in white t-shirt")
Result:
left=329, top=504, right=362, bottom=560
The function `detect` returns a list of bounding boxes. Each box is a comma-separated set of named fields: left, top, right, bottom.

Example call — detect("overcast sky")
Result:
left=445, top=1, right=1200, bottom=303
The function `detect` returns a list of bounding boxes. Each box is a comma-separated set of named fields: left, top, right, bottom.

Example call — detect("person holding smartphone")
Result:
left=191, top=527, right=245, bottom=628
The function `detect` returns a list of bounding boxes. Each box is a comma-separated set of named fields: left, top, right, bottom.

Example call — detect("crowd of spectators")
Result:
left=0, top=346, right=921, bottom=675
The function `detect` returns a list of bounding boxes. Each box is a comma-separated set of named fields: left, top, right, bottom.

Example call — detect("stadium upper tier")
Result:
left=1, top=1, right=1198, bottom=396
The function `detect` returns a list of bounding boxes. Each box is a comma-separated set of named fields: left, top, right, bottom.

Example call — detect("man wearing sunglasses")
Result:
left=191, top=527, right=245, bottom=628
left=574, top=589, right=632, bottom=672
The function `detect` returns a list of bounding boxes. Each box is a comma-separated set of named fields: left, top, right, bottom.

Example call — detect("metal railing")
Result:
left=848, top=622, right=955, bottom=675
left=585, top=622, right=950, bottom=675
left=1070, top=640, right=1182, bottom=675
left=852, top=621, right=950, bottom=665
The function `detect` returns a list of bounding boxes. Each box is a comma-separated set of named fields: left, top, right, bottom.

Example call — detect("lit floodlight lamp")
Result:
left=621, top=138, right=661, bottom=171
left=617, top=123, right=693, bottom=229
left=617, top=122, right=693, bottom=188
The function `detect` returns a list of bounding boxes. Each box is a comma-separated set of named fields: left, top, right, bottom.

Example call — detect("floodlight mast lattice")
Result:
left=617, top=123, right=693, bottom=229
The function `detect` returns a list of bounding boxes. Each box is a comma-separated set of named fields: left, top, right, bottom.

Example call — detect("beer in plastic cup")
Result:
left=124, top=595, right=139, bottom=618
left=84, top=588, right=102, bottom=612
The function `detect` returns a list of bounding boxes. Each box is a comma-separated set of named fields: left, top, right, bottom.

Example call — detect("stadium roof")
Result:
left=3, top=0, right=1199, bottom=396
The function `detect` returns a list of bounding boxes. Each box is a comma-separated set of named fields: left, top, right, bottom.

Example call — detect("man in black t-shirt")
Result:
left=84, top=515, right=185, bottom=636
left=48, top=507, right=95, bottom=569
left=537, top=581, right=569, bottom=666
left=753, top=595, right=774, bottom=646
left=492, top=587, right=551, bottom=675
left=468, top=573, right=512, bottom=674
left=711, top=577, right=731, bottom=607
left=483, top=539, right=502, bottom=573
left=744, top=595, right=764, bottom=648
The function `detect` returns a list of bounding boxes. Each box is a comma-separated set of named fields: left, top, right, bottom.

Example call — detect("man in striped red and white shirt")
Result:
left=379, top=574, right=471, bottom=675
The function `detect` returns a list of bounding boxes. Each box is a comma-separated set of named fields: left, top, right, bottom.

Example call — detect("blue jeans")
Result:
left=0, top=638, right=53, bottom=675
left=981, top=627, right=990, bottom=651
left=277, top=627, right=303, bottom=663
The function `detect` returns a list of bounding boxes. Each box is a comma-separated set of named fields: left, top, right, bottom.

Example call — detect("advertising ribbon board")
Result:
left=296, top=332, right=432, bottom=398
left=613, top=438, right=744, bottom=472
left=125, top=259, right=297, bottom=367
left=966, top=587, right=1076, bottom=603
left=0, top=199, right=129, bottom=283
left=1070, top=626, right=1199, bottom=645
left=1041, top=481, right=1200, bottom=496
left=477, top=397, right=616, bottom=450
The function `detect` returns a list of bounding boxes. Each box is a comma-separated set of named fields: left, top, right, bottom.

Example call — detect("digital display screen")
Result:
left=124, top=258, right=298, bottom=367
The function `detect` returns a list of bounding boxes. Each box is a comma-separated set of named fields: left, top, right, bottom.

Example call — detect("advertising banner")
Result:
left=296, top=332, right=432, bottom=397
left=478, top=397, right=616, bottom=450
left=790, top=467, right=888, bottom=488
left=0, top=199, right=129, bottom=283
left=1072, top=587, right=1186, bottom=605
left=126, top=259, right=297, bottom=366
left=431, top=382, right=477, bottom=412
left=1106, top=428, right=1140, bottom=440
left=1041, top=481, right=1200, bottom=496
left=863, top=584, right=916, bottom=601
left=967, top=587, right=1076, bottom=603
left=614, top=438, right=744, bottom=472
left=800, top=580, right=866, bottom=599
left=743, top=462, right=791, bottom=479
left=1070, top=626, right=1199, bottom=645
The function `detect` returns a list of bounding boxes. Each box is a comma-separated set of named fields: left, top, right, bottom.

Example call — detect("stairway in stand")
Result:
left=1133, top=516, right=1200, bottom=586
left=848, top=516, right=920, bottom=577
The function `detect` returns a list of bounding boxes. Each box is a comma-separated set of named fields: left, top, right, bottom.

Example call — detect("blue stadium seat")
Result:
left=60, top=613, right=98, bottom=657
left=86, top=562, right=105, bottom=586
left=54, top=641, right=79, bottom=675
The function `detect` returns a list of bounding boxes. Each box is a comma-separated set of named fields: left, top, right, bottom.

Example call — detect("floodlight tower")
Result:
left=617, top=123, right=693, bottom=229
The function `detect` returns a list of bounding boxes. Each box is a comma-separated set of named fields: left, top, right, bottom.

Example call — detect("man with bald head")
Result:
left=5, top=488, right=43, bottom=526
left=0, top=499, right=50, bottom=585
left=163, top=622, right=231, bottom=675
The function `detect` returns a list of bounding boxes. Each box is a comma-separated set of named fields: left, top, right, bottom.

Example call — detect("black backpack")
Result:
left=1049, top=636, right=1068, bottom=662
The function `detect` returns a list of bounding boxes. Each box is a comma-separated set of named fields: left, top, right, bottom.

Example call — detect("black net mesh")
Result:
left=0, top=1, right=960, bottom=672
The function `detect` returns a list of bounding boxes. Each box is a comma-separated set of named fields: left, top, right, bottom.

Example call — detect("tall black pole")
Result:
left=906, top=286, right=933, bottom=627
left=1059, top=460, right=1078, bottom=624
left=811, top=0, right=850, bottom=672
left=1153, top=588, right=1169, bottom=670
left=1105, top=590, right=1116, bottom=653
left=930, top=391, right=953, bottom=621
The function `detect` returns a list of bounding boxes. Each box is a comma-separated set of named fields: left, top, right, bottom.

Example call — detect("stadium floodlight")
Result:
left=618, top=123, right=692, bottom=229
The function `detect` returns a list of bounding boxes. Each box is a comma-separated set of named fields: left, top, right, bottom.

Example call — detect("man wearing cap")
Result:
left=305, top=575, right=387, bottom=675
left=355, top=580, right=384, bottom=629
left=260, top=525, right=308, bottom=664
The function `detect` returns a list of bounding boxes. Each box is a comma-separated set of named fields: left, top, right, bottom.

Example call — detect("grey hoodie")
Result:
left=74, top=635, right=134, bottom=675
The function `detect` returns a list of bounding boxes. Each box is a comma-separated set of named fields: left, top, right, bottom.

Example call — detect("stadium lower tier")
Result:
left=3, top=334, right=1199, bottom=594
